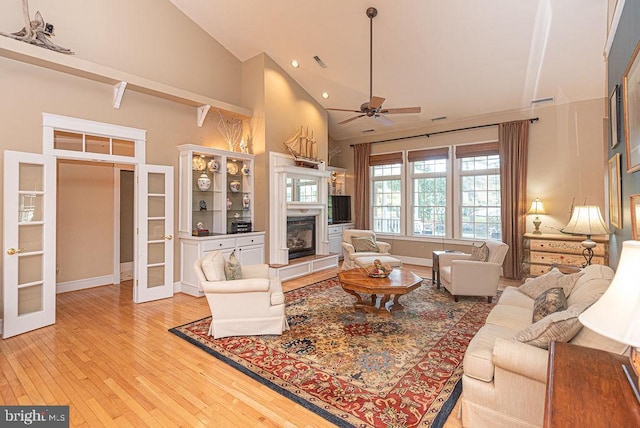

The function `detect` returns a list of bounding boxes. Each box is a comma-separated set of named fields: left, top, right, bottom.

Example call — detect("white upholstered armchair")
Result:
left=340, top=229, right=391, bottom=270
left=194, top=251, right=289, bottom=339
left=438, top=240, right=509, bottom=303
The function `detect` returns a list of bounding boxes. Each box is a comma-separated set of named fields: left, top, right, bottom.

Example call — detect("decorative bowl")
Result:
left=363, top=261, right=393, bottom=278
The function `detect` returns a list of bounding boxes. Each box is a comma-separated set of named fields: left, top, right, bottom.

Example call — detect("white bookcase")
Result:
left=177, top=144, right=264, bottom=296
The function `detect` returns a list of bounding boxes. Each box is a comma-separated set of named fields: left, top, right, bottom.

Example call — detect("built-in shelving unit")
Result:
left=0, top=37, right=251, bottom=125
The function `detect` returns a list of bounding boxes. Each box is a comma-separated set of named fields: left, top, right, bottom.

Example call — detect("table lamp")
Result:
left=560, top=205, right=610, bottom=266
left=527, top=198, right=546, bottom=234
left=579, top=240, right=640, bottom=403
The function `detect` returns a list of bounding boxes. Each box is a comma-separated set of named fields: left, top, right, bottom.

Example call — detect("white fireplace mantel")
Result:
left=269, top=152, right=331, bottom=265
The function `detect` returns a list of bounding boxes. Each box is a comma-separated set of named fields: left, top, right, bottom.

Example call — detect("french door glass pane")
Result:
left=18, top=284, right=43, bottom=316
left=18, top=254, right=43, bottom=285
left=147, top=266, right=165, bottom=288
left=19, top=224, right=43, bottom=252
left=19, top=164, right=43, bottom=191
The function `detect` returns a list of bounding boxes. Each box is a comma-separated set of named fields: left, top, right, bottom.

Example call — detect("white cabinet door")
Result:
left=3, top=151, right=56, bottom=338
left=238, top=245, right=264, bottom=265
left=135, top=164, right=174, bottom=303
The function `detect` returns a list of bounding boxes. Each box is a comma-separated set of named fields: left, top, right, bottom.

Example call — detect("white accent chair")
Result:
left=437, top=240, right=509, bottom=303
left=340, top=229, right=392, bottom=270
left=194, top=251, right=289, bottom=339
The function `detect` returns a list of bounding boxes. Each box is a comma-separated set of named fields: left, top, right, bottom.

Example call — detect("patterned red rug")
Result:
left=170, top=276, right=496, bottom=427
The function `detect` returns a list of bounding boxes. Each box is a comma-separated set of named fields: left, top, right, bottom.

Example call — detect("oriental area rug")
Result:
left=169, top=277, right=496, bottom=427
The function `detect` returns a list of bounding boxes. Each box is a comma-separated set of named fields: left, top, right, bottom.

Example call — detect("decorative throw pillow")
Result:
left=470, top=242, right=489, bottom=262
left=224, top=250, right=242, bottom=280
left=513, top=303, right=590, bottom=349
left=201, top=251, right=226, bottom=282
left=351, top=235, right=379, bottom=253
left=519, top=268, right=583, bottom=299
left=532, top=287, right=567, bottom=323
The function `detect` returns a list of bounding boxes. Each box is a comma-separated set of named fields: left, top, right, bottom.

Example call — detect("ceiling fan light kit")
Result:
left=327, top=7, right=421, bottom=127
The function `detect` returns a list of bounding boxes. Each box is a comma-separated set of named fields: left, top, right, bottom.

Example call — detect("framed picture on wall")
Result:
left=623, top=40, right=640, bottom=172
left=608, top=153, right=622, bottom=228
left=610, top=85, right=621, bottom=148
left=631, top=194, right=640, bottom=240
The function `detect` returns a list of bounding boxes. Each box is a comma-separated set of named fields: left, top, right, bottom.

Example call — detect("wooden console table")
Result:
left=544, top=342, right=640, bottom=427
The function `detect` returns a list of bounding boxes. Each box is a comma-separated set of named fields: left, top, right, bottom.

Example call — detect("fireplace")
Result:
left=287, top=216, right=316, bottom=260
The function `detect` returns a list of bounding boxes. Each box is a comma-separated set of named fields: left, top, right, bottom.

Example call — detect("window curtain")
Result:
left=499, top=120, right=529, bottom=279
left=353, top=143, right=371, bottom=229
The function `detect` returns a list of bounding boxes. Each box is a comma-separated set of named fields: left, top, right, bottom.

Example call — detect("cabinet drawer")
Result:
left=237, top=234, right=264, bottom=247
left=328, top=225, right=343, bottom=235
left=202, top=238, right=237, bottom=252
left=530, top=251, right=605, bottom=266
left=529, top=239, right=606, bottom=256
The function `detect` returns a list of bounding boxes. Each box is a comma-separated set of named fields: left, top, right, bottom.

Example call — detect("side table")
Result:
left=544, top=341, right=640, bottom=427
left=432, top=250, right=464, bottom=289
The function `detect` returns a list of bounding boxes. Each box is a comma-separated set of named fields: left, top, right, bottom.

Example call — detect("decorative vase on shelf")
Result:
left=226, top=198, right=232, bottom=210
left=229, top=180, right=241, bottom=192
left=241, top=163, right=250, bottom=175
left=207, top=159, right=219, bottom=172
left=242, top=193, right=250, bottom=210
left=197, top=172, right=211, bottom=191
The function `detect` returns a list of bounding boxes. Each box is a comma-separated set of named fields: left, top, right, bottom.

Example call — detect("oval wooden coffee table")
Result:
left=337, top=268, right=423, bottom=314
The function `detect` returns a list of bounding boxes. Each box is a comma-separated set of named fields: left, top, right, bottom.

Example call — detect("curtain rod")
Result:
left=349, top=117, right=539, bottom=147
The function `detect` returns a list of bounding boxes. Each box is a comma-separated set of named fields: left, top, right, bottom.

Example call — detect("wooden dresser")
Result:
left=544, top=342, right=640, bottom=427
left=522, top=233, right=609, bottom=277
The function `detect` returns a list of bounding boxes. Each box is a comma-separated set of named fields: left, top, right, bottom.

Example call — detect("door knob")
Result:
left=7, top=248, right=24, bottom=255
left=162, top=235, right=173, bottom=240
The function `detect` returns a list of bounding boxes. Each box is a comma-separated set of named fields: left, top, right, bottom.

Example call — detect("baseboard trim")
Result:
left=56, top=275, right=113, bottom=293
left=395, top=256, right=431, bottom=267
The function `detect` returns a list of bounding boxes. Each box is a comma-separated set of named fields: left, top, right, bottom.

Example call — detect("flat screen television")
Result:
left=328, top=195, right=351, bottom=224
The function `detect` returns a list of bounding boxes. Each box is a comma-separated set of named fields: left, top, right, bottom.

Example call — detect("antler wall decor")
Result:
left=1, top=0, right=74, bottom=54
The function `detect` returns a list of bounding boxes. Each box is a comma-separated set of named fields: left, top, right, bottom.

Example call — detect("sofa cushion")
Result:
left=485, top=304, right=533, bottom=331
left=351, top=235, right=379, bottom=253
left=201, top=251, right=226, bottom=281
left=567, top=277, right=612, bottom=307
left=464, top=324, right=520, bottom=382
left=470, top=242, right=489, bottom=261
left=532, top=287, right=567, bottom=322
left=518, top=268, right=581, bottom=299
left=513, top=303, right=590, bottom=349
left=497, top=286, right=535, bottom=309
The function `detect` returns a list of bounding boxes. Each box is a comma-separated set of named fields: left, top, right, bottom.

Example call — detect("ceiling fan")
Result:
left=327, top=7, right=421, bottom=126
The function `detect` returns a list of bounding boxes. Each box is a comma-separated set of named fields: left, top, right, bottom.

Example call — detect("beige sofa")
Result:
left=460, top=264, right=628, bottom=428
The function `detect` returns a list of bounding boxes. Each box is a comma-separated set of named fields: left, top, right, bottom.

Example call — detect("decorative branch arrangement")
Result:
left=328, top=141, right=343, bottom=166
left=1, top=0, right=74, bottom=54
left=214, top=111, right=243, bottom=152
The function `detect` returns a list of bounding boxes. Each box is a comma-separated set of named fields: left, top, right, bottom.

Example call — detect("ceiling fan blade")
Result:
left=374, top=114, right=394, bottom=126
left=379, top=107, right=422, bottom=114
left=327, top=108, right=363, bottom=113
left=338, top=115, right=366, bottom=125
left=368, top=96, right=385, bottom=110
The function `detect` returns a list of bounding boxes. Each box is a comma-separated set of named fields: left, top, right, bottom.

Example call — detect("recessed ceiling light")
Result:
left=322, top=92, right=329, bottom=99
left=290, top=60, right=300, bottom=69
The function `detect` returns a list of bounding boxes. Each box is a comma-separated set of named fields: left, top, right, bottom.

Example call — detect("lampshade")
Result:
left=579, top=240, right=640, bottom=347
left=527, top=198, right=546, bottom=215
left=561, top=205, right=610, bottom=236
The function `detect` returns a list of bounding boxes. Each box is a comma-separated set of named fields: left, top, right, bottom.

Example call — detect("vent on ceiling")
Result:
left=531, top=97, right=554, bottom=105
left=362, top=129, right=375, bottom=133
left=431, top=116, right=447, bottom=121
left=313, top=55, right=327, bottom=69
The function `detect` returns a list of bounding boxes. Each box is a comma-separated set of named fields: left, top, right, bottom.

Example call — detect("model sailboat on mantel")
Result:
left=283, top=126, right=323, bottom=168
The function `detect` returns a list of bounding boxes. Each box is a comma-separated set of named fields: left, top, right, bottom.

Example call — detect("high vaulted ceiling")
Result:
left=169, top=0, right=608, bottom=141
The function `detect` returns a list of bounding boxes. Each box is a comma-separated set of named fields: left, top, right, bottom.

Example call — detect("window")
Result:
left=369, top=143, right=501, bottom=240
left=370, top=153, right=403, bottom=234
left=459, top=154, right=501, bottom=240
left=409, top=148, right=449, bottom=237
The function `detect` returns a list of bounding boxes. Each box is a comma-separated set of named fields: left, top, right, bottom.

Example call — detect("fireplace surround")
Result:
left=286, top=216, right=316, bottom=260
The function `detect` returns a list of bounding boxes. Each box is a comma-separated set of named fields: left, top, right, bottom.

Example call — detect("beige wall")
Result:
left=120, top=170, right=134, bottom=263
left=336, top=98, right=607, bottom=259
left=56, top=160, right=114, bottom=283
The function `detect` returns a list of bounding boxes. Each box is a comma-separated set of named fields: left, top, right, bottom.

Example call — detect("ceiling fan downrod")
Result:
left=367, top=7, right=377, bottom=103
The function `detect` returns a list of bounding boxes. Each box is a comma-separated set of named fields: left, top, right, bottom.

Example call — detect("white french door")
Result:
left=3, top=151, right=56, bottom=338
left=135, top=164, right=174, bottom=303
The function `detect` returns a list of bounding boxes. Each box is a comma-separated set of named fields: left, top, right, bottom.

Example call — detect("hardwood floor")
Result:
left=0, top=265, right=520, bottom=427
